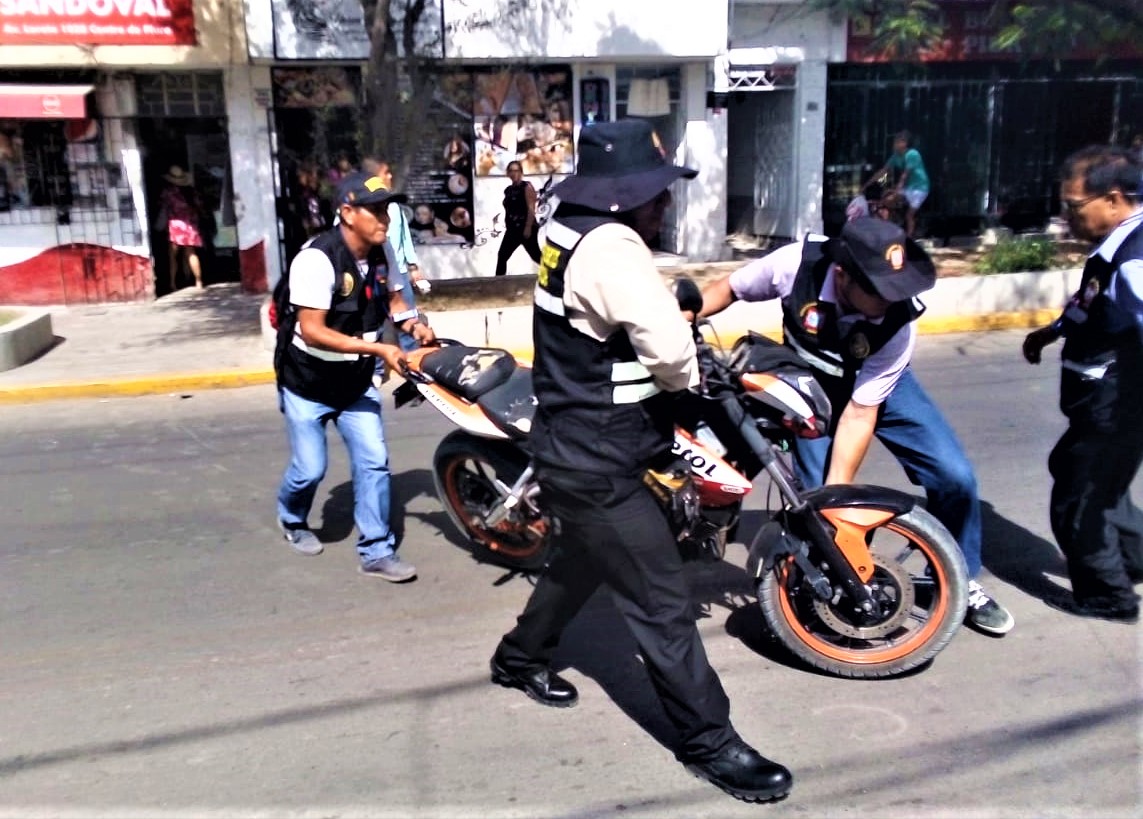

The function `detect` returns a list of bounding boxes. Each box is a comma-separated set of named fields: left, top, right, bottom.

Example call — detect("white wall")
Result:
left=679, top=63, right=730, bottom=261
left=729, top=2, right=846, bottom=236
left=225, top=65, right=282, bottom=287
left=730, top=3, right=845, bottom=60
left=442, top=0, right=728, bottom=60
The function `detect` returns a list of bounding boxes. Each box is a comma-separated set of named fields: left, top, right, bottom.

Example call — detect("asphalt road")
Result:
left=0, top=330, right=1139, bottom=819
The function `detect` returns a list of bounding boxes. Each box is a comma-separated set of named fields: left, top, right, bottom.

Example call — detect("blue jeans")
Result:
left=277, top=385, right=395, bottom=563
left=792, top=367, right=983, bottom=578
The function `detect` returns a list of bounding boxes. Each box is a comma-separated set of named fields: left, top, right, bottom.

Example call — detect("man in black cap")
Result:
left=488, top=120, right=793, bottom=803
left=700, top=216, right=1014, bottom=636
left=274, top=171, right=425, bottom=582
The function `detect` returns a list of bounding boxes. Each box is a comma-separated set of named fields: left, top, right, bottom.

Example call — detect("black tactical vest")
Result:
left=781, top=237, right=921, bottom=414
left=529, top=210, right=676, bottom=476
left=1060, top=216, right=1143, bottom=367
left=276, top=228, right=388, bottom=409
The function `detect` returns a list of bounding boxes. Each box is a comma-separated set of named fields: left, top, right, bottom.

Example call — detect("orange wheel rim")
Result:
left=775, top=522, right=951, bottom=665
left=443, top=458, right=544, bottom=560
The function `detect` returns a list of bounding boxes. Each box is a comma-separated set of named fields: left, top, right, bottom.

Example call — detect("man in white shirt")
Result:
left=274, top=172, right=425, bottom=582
left=701, top=217, right=1014, bottom=637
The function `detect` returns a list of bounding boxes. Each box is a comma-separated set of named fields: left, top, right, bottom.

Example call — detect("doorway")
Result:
left=137, top=116, right=238, bottom=296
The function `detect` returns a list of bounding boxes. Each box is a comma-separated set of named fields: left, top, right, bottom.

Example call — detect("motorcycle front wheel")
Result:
left=432, top=430, right=550, bottom=572
left=757, top=507, right=968, bottom=679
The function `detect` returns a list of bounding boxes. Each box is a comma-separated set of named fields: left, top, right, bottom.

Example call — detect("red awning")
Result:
left=0, top=85, right=94, bottom=119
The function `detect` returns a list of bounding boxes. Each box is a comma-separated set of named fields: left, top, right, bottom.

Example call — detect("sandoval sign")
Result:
left=0, top=0, right=197, bottom=45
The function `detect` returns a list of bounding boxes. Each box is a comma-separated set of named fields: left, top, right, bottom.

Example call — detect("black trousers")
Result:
left=1048, top=364, right=1143, bottom=607
left=495, top=468, right=738, bottom=760
left=494, top=227, right=541, bottom=276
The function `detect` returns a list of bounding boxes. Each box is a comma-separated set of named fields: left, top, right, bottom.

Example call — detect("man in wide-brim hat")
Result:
left=488, top=119, right=794, bottom=804
left=700, top=215, right=1015, bottom=638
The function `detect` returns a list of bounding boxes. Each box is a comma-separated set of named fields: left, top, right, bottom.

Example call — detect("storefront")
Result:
left=243, top=0, right=732, bottom=285
left=723, top=3, right=845, bottom=243
left=0, top=0, right=276, bottom=304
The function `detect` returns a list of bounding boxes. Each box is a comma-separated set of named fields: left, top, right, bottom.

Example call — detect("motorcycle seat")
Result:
left=476, top=368, right=536, bottom=439
left=419, top=345, right=517, bottom=402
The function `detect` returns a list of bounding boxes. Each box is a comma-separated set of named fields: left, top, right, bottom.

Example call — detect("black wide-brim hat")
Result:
left=552, top=120, right=697, bottom=213
left=826, top=216, right=936, bottom=302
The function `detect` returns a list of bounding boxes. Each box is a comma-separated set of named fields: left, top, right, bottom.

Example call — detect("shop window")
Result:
left=0, top=120, right=72, bottom=217
left=136, top=73, right=226, bottom=118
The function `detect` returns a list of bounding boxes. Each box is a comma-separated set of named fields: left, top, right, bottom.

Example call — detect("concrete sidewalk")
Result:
left=0, top=266, right=1082, bottom=403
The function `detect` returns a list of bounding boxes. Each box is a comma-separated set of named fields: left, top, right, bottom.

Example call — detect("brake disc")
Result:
left=812, top=553, right=916, bottom=639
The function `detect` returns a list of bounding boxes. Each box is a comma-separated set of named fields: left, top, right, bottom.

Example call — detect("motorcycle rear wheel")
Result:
left=432, top=430, right=550, bottom=571
left=757, top=507, right=968, bottom=679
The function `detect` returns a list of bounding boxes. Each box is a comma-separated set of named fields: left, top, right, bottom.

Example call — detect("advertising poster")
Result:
left=270, top=0, right=371, bottom=60
left=272, top=67, right=359, bottom=108
left=472, top=65, right=573, bottom=177
left=404, top=72, right=475, bottom=246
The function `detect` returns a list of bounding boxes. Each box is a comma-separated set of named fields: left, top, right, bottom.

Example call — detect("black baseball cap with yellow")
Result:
left=827, top=217, right=936, bottom=302
left=336, top=171, right=407, bottom=208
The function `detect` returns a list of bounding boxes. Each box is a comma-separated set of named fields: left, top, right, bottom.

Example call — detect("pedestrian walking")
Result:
left=489, top=119, right=793, bottom=804
left=493, top=160, right=542, bottom=276
left=1022, top=144, right=1143, bottom=623
left=273, top=171, right=418, bottom=583
left=700, top=216, right=1014, bottom=637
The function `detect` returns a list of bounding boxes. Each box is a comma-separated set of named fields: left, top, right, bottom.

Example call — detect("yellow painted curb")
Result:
left=0, top=309, right=1059, bottom=405
left=0, top=368, right=276, bottom=404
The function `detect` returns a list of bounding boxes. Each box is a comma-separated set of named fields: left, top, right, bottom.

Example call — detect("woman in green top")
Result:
left=863, top=130, right=930, bottom=238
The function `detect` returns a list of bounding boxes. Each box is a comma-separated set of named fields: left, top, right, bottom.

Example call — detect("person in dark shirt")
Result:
left=493, top=161, right=541, bottom=276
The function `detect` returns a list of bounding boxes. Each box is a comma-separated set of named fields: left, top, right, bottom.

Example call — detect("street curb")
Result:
left=0, top=309, right=1057, bottom=404
left=0, top=368, right=277, bottom=404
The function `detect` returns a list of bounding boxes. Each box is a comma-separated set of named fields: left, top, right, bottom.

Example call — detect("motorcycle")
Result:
left=395, top=307, right=968, bottom=679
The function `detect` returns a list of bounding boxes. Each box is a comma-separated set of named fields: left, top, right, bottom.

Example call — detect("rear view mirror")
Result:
left=673, top=277, right=703, bottom=316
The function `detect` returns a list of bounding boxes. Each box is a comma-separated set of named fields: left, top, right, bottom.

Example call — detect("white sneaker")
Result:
left=965, top=580, right=1014, bottom=636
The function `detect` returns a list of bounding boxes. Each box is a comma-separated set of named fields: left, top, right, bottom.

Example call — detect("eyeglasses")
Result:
left=1061, top=193, right=1104, bottom=215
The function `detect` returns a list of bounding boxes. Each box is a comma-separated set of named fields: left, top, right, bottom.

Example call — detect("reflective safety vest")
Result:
left=780, top=236, right=921, bottom=417
left=529, top=212, right=676, bottom=476
left=276, top=228, right=389, bottom=409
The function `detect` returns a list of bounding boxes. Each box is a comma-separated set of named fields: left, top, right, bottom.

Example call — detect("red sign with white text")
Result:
left=0, top=0, right=196, bottom=45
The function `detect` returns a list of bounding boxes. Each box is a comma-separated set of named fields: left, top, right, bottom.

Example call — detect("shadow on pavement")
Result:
left=979, top=499, right=1070, bottom=602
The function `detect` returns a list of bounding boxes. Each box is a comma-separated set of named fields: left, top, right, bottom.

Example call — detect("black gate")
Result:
left=824, top=61, right=1143, bottom=240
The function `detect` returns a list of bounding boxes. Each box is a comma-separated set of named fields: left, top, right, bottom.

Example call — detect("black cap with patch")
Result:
left=336, top=172, right=408, bottom=208
left=827, top=216, right=936, bottom=302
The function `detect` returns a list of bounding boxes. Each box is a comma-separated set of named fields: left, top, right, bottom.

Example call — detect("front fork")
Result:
left=718, top=394, right=882, bottom=616
left=482, top=463, right=539, bottom=528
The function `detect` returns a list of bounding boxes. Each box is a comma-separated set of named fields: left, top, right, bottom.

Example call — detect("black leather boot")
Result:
left=490, top=658, right=579, bottom=708
left=684, top=739, right=793, bottom=803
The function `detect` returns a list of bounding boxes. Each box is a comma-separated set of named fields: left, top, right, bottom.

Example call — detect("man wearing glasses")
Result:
left=273, top=172, right=428, bottom=582
left=1023, top=145, right=1143, bottom=622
